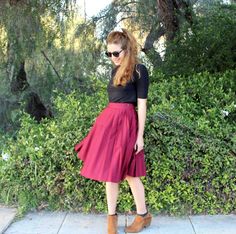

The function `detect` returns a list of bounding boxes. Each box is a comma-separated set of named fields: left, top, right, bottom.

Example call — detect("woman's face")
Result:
left=107, top=43, right=125, bottom=66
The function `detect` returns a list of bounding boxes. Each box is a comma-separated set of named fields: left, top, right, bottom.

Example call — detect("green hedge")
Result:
left=0, top=70, right=235, bottom=215
left=145, top=69, right=236, bottom=214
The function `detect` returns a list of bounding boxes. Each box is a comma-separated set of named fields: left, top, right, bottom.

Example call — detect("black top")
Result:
left=107, top=64, right=149, bottom=105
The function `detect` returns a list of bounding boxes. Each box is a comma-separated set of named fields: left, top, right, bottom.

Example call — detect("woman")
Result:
left=74, top=28, right=151, bottom=234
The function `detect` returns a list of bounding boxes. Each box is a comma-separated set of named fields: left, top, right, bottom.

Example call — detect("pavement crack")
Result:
left=57, top=212, right=68, bottom=234
left=188, top=216, right=197, bottom=234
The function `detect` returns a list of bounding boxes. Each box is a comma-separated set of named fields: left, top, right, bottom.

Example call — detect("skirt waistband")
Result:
left=108, top=102, right=135, bottom=110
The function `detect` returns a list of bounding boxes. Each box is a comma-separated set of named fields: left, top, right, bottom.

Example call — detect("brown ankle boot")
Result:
left=107, top=214, right=118, bottom=234
left=125, top=213, right=152, bottom=233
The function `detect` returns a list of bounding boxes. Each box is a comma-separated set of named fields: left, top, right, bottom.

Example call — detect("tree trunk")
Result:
left=157, top=0, right=179, bottom=41
left=10, top=61, right=29, bottom=94
left=142, top=25, right=165, bottom=68
left=157, top=0, right=194, bottom=41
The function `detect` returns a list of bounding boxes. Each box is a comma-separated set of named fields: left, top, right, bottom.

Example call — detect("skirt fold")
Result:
left=74, top=102, right=147, bottom=182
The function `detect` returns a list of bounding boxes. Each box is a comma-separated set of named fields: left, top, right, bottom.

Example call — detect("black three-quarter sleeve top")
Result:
left=107, top=64, right=149, bottom=105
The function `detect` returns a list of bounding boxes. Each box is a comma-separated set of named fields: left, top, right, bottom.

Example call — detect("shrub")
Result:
left=145, top=69, right=236, bottom=214
left=0, top=70, right=235, bottom=215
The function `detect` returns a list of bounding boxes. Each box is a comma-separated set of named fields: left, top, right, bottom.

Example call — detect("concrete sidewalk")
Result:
left=1, top=207, right=236, bottom=234
left=0, top=206, right=17, bottom=234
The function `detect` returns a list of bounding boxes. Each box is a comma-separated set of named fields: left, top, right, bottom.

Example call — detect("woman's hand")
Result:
left=134, top=135, right=144, bottom=154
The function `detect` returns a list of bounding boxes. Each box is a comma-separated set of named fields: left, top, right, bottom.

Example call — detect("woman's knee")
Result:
left=126, top=175, right=139, bottom=183
left=106, top=182, right=119, bottom=186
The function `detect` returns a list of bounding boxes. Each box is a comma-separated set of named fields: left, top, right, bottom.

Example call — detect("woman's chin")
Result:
left=113, top=61, right=121, bottom=66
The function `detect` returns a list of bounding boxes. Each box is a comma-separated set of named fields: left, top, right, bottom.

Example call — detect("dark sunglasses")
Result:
left=105, top=49, right=123, bottom=58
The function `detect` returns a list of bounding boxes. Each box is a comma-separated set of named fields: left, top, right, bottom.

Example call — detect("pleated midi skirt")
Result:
left=74, top=102, right=146, bottom=183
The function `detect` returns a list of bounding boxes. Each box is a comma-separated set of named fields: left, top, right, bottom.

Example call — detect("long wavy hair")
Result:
left=106, top=28, right=139, bottom=86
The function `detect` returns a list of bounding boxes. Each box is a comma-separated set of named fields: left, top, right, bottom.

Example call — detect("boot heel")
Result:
left=144, top=217, right=152, bottom=228
left=144, top=222, right=151, bottom=228
left=107, top=214, right=118, bottom=234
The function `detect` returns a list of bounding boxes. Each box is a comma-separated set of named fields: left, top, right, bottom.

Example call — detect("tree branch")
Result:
left=116, top=16, right=135, bottom=24
left=41, top=50, right=61, bottom=80
left=143, top=25, right=165, bottom=51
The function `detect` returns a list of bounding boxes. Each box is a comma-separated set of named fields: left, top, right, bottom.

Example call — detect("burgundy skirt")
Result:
left=74, top=102, right=146, bottom=183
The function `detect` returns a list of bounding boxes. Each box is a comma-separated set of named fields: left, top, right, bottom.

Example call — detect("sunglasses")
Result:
left=105, top=49, right=123, bottom=58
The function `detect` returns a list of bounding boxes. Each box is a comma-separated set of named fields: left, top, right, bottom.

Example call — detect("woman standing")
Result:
left=74, top=28, right=151, bottom=234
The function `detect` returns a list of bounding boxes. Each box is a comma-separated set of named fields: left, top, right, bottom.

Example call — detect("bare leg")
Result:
left=106, top=182, right=119, bottom=215
left=126, top=176, right=147, bottom=214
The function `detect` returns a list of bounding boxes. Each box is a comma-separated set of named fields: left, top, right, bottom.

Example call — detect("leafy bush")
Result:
left=161, top=4, right=236, bottom=76
left=0, top=82, right=108, bottom=214
left=0, top=70, right=235, bottom=215
left=145, top=69, right=236, bottom=214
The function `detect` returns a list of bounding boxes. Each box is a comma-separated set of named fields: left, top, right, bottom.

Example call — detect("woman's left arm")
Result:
left=135, top=98, right=147, bottom=153
left=134, top=64, right=149, bottom=154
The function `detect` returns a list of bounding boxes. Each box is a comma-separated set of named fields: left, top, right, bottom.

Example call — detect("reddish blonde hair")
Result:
left=106, top=28, right=139, bottom=86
